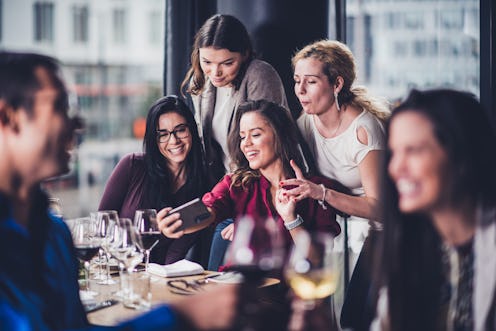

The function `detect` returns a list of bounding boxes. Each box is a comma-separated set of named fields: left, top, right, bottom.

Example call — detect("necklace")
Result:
left=330, top=115, right=343, bottom=137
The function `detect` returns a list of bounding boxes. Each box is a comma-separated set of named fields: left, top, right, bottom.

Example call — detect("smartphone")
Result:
left=168, top=198, right=211, bottom=231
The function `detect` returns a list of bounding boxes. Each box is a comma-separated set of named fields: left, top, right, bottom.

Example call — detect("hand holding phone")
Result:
left=167, top=198, right=211, bottom=232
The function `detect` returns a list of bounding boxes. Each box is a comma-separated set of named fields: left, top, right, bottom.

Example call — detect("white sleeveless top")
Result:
left=298, top=110, right=385, bottom=197
left=299, top=110, right=386, bottom=247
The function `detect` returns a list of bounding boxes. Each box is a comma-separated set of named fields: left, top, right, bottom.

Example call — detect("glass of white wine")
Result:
left=285, top=231, right=339, bottom=310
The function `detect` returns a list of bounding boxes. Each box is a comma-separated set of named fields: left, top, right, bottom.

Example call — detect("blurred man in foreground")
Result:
left=0, top=51, right=237, bottom=331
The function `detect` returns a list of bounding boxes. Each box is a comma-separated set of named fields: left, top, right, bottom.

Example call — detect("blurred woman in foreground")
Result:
left=372, top=89, right=496, bottom=331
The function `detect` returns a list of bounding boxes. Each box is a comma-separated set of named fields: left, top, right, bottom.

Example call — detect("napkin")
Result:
left=147, top=259, right=204, bottom=277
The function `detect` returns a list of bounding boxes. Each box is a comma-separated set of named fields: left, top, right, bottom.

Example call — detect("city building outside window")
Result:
left=346, top=0, right=480, bottom=102
left=112, top=8, right=126, bottom=45
left=72, top=5, right=88, bottom=43
left=34, top=1, right=54, bottom=42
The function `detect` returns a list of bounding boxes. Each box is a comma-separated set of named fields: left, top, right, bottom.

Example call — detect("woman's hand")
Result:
left=157, top=207, right=185, bottom=238
left=274, top=187, right=297, bottom=222
left=220, top=223, right=235, bottom=241
left=280, top=160, right=323, bottom=202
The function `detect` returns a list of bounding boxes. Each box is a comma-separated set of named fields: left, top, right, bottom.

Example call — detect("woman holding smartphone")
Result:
left=158, top=100, right=341, bottom=258
left=99, top=96, right=208, bottom=264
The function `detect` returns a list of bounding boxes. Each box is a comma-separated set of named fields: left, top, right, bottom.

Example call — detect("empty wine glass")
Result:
left=95, top=210, right=119, bottom=285
left=133, top=209, right=160, bottom=272
left=110, top=218, right=144, bottom=272
left=70, top=217, right=101, bottom=297
left=226, top=216, right=285, bottom=283
left=110, top=218, right=144, bottom=307
left=285, top=231, right=339, bottom=309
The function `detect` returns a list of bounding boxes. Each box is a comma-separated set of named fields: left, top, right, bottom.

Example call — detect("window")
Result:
left=112, top=8, right=126, bottom=44
left=346, top=0, right=480, bottom=101
left=73, top=5, right=88, bottom=43
left=34, top=1, right=54, bottom=42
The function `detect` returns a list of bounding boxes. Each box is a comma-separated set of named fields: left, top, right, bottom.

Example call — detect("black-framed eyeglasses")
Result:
left=156, top=124, right=190, bottom=143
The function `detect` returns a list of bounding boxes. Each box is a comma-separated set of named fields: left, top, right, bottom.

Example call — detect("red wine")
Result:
left=75, top=245, right=100, bottom=261
left=140, top=232, right=161, bottom=250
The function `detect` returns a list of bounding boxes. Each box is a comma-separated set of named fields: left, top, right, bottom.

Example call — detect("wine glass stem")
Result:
left=124, top=268, right=134, bottom=302
left=145, top=250, right=150, bottom=272
left=83, top=261, right=90, bottom=291
left=106, top=253, right=112, bottom=281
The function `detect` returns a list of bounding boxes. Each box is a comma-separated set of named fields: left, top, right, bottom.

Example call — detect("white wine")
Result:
left=286, top=270, right=338, bottom=300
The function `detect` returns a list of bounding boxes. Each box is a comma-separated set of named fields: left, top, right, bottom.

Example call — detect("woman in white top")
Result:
left=180, top=14, right=288, bottom=271
left=280, top=39, right=389, bottom=331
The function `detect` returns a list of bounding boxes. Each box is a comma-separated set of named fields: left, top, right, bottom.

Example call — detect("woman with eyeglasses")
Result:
left=99, top=95, right=209, bottom=264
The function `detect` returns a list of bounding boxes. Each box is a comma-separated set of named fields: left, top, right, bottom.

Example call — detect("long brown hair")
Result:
left=181, top=14, right=255, bottom=96
left=227, top=100, right=306, bottom=189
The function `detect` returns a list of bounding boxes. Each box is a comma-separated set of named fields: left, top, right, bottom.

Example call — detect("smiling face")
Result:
left=388, top=111, right=450, bottom=215
left=293, top=57, right=336, bottom=116
left=199, top=47, right=245, bottom=87
left=157, top=112, right=192, bottom=171
left=239, top=112, right=279, bottom=172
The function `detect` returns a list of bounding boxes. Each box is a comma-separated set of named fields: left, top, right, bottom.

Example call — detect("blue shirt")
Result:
left=0, top=191, right=179, bottom=331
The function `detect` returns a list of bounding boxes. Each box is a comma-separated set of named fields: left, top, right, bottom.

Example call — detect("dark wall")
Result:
left=164, top=0, right=329, bottom=119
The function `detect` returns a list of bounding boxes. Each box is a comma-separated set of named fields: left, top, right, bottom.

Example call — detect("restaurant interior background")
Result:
left=0, top=0, right=493, bottom=219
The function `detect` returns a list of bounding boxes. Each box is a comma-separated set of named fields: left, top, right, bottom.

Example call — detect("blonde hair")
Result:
left=292, top=39, right=390, bottom=122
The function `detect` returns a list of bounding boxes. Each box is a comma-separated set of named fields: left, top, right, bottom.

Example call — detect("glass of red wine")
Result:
left=225, top=216, right=285, bottom=284
left=71, top=217, right=101, bottom=297
left=133, top=209, right=160, bottom=272
left=224, top=216, right=285, bottom=331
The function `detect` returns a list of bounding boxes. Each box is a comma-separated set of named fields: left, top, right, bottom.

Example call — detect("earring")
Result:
left=334, top=91, right=341, bottom=112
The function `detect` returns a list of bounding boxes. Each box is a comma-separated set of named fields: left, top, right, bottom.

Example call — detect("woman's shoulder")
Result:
left=116, top=152, right=146, bottom=172
left=120, top=152, right=145, bottom=164
left=245, top=59, right=280, bottom=78
left=355, top=110, right=384, bottom=130
left=297, top=112, right=313, bottom=129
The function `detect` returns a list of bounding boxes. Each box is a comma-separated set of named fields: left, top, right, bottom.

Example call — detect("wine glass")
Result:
left=133, top=209, right=160, bottom=272
left=95, top=210, right=119, bottom=285
left=110, top=218, right=144, bottom=273
left=224, top=216, right=285, bottom=331
left=70, top=217, right=101, bottom=297
left=226, top=216, right=285, bottom=283
left=109, top=218, right=144, bottom=307
left=285, top=231, right=339, bottom=309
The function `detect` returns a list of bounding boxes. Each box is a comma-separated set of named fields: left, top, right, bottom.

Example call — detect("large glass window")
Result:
left=3, top=0, right=164, bottom=218
left=34, top=1, right=54, bottom=42
left=345, top=0, right=480, bottom=103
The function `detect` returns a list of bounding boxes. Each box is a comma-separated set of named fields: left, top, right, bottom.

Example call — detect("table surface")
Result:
left=86, top=271, right=280, bottom=326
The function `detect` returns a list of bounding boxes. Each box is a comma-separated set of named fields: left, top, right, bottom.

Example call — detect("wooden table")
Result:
left=87, top=272, right=280, bottom=326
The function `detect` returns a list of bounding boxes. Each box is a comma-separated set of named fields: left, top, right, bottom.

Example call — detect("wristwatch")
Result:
left=284, top=214, right=304, bottom=230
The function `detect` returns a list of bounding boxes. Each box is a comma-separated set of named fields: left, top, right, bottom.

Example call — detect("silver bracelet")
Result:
left=284, top=214, right=304, bottom=231
left=318, top=184, right=328, bottom=210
